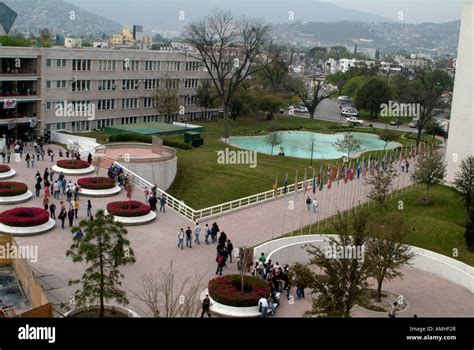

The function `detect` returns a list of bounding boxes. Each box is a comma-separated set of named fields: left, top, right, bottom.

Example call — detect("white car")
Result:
left=294, top=106, right=309, bottom=113
left=346, top=117, right=364, bottom=126
left=341, top=108, right=359, bottom=118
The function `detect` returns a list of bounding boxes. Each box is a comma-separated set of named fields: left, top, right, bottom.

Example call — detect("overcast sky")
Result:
left=69, top=0, right=466, bottom=24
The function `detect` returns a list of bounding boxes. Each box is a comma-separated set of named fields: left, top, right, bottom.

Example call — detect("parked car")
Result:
left=294, top=106, right=309, bottom=113
left=338, top=96, right=353, bottom=104
left=408, top=121, right=418, bottom=128
left=390, top=119, right=402, bottom=126
left=346, top=117, right=364, bottom=126
left=341, top=107, right=359, bottom=118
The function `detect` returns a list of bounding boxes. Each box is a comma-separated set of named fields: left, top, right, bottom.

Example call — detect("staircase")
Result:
left=94, top=154, right=116, bottom=170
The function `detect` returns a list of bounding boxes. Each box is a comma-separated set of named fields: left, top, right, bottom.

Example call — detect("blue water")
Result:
left=227, top=131, right=402, bottom=159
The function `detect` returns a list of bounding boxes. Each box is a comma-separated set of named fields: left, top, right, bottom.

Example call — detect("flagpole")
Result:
left=271, top=175, right=279, bottom=239
left=292, top=169, right=298, bottom=237
left=299, top=168, right=307, bottom=236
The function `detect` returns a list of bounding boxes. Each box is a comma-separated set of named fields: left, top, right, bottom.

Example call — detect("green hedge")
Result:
left=108, top=133, right=192, bottom=150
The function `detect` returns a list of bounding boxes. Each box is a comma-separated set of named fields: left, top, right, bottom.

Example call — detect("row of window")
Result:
left=45, top=95, right=198, bottom=111
left=45, top=58, right=202, bottom=72
left=46, top=79, right=200, bottom=91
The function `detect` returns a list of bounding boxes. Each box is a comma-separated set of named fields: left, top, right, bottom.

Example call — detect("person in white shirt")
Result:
left=177, top=229, right=185, bottom=250
left=194, top=222, right=201, bottom=245
left=258, top=297, right=269, bottom=318
left=312, top=198, right=319, bottom=213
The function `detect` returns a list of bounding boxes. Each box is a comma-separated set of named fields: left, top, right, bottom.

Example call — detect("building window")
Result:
left=98, top=80, right=116, bottom=91
left=72, top=59, right=91, bottom=71
left=46, top=102, right=52, bottom=110
left=71, top=80, right=91, bottom=92
left=97, top=99, right=115, bottom=110
left=122, top=98, right=139, bottom=109
left=164, top=79, right=180, bottom=89
left=185, top=95, right=197, bottom=105
left=56, top=59, right=67, bottom=67
left=143, top=97, right=155, bottom=108
left=166, top=61, right=181, bottom=72
left=122, top=79, right=140, bottom=90
left=144, top=79, right=159, bottom=90
left=46, top=59, right=52, bottom=67
left=185, top=61, right=200, bottom=71
left=98, top=60, right=116, bottom=72
left=123, top=60, right=139, bottom=71
left=184, top=79, right=198, bottom=89
left=145, top=61, right=161, bottom=71
left=56, top=80, right=67, bottom=89
left=46, top=81, right=52, bottom=89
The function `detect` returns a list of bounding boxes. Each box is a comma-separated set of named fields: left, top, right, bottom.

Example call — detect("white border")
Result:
left=104, top=210, right=157, bottom=226
left=0, top=169, right=16, bottom=179
left=52, top=164, right=95, bottom=175
left=0, top=218, right=56, bottom=236
left=0, top=190, right=33, bottom=204
left=79, top=185, right=121, bottom=197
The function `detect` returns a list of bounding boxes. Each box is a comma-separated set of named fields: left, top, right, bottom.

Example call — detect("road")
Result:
left=292, top=98, right=417, bottom=133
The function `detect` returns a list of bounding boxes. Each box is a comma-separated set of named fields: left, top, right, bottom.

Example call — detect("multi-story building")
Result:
left=0, top=46, right=221, bottom=136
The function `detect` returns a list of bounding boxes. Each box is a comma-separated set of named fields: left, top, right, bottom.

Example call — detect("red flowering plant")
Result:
left=208, top=275, right=271, bottom=307
left=0, top=208, right=49, bottom=227
left=57, top=159, right=90, bottom=169
left=106, top=201, right=151, bottom=217
left=0, top=181, right=28, bottom=197
left=78, top=177, right=115, bottom=190
left=0, top=165, right=11, bottom=173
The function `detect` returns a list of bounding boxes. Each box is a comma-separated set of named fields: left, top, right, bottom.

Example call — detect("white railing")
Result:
left=115, top=159, right=315, bottom=222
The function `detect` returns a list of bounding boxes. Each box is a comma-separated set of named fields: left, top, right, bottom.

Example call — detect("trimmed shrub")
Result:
left=0, top=208, right=49, bottom=227
left=57, top=159, right=90, bottom=169
left=108, top=133, right=192, bottom=150
left=0, top=181, right=28, bottom=197
left=78, top=177, right=116, bottom=190
left=0, top=165, right=11, bottom=173
left=107, top=200, right=151, bottom=217
left=208, top=274, right=271, bottom=307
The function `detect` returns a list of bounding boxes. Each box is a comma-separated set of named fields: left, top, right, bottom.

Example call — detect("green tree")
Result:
left=305, top=209, right=371, bottom=318
left=333, top=133, right=361, bottom=160
left=66, top=210, right=136, bottom=318
left=195, top=80, right=218, bottom=118
left=258, top=91, right=285, bottom=120
left=379, top=129, right=398, bottom=154
left=366, top=213, right=414, bottom=302
left=342, top=76, right=368, bottom=98
left=354, top=77, right=393, bottom=117
left=366, top=165, right=397, bottom=213
left=411, top=152, right=446, bottom=203
left=237, top=247, right=254, bottom=293
left=454, top=156, right=474, bottom=217
left=264, top=132, right=283, bottom=156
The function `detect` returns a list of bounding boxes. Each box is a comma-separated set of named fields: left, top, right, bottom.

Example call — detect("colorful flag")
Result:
left=303, top=168, right=308, bottom=194
left=272, top=175, right=278, bottom=197
left=312, top=168, right=316, bottom=194
left=319, top=163, right=323, bottom=191
left=284, top=173, right=288, bottom=195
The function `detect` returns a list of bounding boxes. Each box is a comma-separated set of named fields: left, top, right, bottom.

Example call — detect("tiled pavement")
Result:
left=2, top=143, right=474, bottom=317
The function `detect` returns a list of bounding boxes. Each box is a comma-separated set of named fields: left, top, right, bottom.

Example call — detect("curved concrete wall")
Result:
left=118, top=156, right=177, bottom=191
left=254, top=235, right=474, bottom=293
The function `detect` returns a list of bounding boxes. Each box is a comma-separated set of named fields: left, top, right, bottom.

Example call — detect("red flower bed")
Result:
left=0, top=181, right=28, bottom=197
left=0, top=207, right=49, bottom=227
left=0, top=165, right=11, bottom=173
left=57, top=159, right=90, bottom=169
left=78, top=177, right=116, bottom=190
left=208, top=275, right=271, bottom=307
left=107, top=200, right=151, bottom=217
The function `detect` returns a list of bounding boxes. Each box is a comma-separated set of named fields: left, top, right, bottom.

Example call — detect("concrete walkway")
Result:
left=2, top=143, right=473, bottom=317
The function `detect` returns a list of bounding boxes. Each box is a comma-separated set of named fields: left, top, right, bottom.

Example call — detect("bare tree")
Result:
left=153, top=76, right=180, bottom=122
left=184, top=10, right=271, bottom=138
left=131, top=261, right=203, bottom=318
left=237, top=247, right=254, bottom=293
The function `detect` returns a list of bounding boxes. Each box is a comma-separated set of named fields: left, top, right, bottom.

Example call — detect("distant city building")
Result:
left=346, top=46, right=378, bottom=60
left=64, top=37, right=82, bottom=49
left=0, top=2, right=17, bottom=35
left=394, top=55, right=429, bottom=69
left=111, top=27, right=135, bottom=46
left=133, top=25, right=144, bottom=42
left=93, top=41, right=109, bottom=48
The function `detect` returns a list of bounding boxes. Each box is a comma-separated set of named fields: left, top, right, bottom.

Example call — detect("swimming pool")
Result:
left=227, top=131, right=402, bottom=159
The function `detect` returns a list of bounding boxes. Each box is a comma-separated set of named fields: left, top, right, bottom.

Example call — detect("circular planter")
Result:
left=64, top=305, right=140, bottom=318
left=0, top=208, right=54, bottom=235
left=105, top=201, right=156, bottom=225
left=78, top=177, right=121, bottom=197
left=52, top=165, right=95, bottom=175
left=205, top=275, right=271, bottom=317
left=0, top=190, right=33, bottom=204
left=0, top=165, right=16, bottom=179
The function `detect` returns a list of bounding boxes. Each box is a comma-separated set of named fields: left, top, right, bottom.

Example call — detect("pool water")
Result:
left=227, top=131, right=402, bottom=159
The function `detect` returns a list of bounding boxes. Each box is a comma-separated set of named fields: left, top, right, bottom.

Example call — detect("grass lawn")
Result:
left=72, top=115, right=425, bottom=209
left=284, top=184, right=474, bottom=267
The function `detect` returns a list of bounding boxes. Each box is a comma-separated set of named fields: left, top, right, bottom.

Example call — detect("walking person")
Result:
left=159, top=195, right=166, bottom=213
left=177, top=228, right=185, bottom=250
left=218, top=231, right=227, bottom=246
left=258, top=296, right=269, bottom=318
left=204, top=224, right=212, bottom=245
left=59, top=209, right=66, bottom=229
left=53, top=181, right=60, bottom=199
left=43, top=196, right=49, bottom=210
left=194, top=222, right=201, bottom=245
left=35, top=181, right=41, bottom=197
left=73, top=200, right=79, bottom=219
left=226, top=240, right=234, bottom=263
left=388, top=302, right=398, bottom=318
left=201, top=294, right=212, bottom=318
left=185, top=226, right=192, bottom=248
left=306, top=196, right=311, bottom=211
left=49, top=202, right=56, bottom=219
left=144, top=187, right=149, bottom=204
left=67, top=209, right=74, bottom=228
left=25, top=153, right=31, bottom=168
left=215, top=253, right=224, bottom=275
left=311, top=197, right=319, bottom=213
left=211, top=222, right=219, bottom=244
left=148, top=195, right=157, bottom=212
left=86, top=200, right=92, bottom=218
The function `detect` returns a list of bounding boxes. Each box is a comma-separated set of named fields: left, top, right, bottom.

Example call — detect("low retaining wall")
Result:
left=254, top=235, right=474, bottom=293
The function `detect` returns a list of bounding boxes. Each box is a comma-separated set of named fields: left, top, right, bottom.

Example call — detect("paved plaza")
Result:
left=2, top=143, right=474, bottom=317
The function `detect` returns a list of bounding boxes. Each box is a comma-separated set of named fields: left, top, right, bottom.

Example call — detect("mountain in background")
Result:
left=68, top=0, right=393, bottom=33
left=3, top=0, right=122, bottom=37
left=273, top=20, right=460, bottom=56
